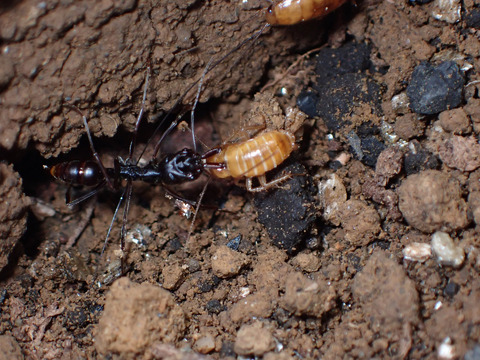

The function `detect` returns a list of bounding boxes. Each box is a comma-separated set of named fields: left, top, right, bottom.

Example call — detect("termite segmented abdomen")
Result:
left=206, top=130, right=296, bottom=179
left=47, top=160, right=105, bottom=187
left=266, top=0, right=348, bottom=25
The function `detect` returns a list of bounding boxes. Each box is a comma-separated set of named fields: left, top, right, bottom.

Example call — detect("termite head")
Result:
left=265, top=5, right=279, bottom=25
left=161, top=148, right=204, bottom=184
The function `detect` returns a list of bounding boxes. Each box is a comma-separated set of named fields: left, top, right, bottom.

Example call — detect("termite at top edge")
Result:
left=265, top=0, right=349, bottom=25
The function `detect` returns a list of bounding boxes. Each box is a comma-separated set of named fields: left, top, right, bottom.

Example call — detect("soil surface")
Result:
left=1, top=0, right=480, bottom=359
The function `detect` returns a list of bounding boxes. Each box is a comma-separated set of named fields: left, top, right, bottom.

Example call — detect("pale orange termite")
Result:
left=265, top=0, right=349, bottom=25
left=203, top=103, right=307, bottom=192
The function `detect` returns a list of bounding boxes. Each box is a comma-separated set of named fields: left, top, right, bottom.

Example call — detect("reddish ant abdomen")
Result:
left=47, top=160, right=107, bottom=187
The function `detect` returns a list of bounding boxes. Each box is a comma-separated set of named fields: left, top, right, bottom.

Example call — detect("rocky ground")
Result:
left=0, top=0, right=480, bottom=359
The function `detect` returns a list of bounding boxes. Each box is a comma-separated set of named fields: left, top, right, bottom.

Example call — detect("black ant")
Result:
left=45, top=67, right=225, bottom=272
left=45, top=23, right=291, bottom=272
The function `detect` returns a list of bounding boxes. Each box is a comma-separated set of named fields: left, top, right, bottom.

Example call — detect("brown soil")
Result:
left=1, top=0, right=480, bottom=359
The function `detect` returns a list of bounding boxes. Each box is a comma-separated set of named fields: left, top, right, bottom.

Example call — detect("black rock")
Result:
left=313, top=41, right=372, bottom=85
left=296, top=41, right=383, bottom=133
left=443, top=280, right=460, bottom=298
left=404, top=141, right=439, bottom=175
left=254, top=162, right=316, bottom=252
left=313, top=73, right=384, bottom=132
left=465, top=8, right=480, bottom=29
left=408, top=0, right=433, bottom=4
left=359, top=136, right=386, bottom=168
left=407, top=61, right=465, bottom=115
left=206, top=299, right=225, bottom=314
left=297, top=90, right=319, bottom=118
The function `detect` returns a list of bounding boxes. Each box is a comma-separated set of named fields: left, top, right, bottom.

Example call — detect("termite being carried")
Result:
left=203, top=93, right=307, bottom=192
left=265, top=0, right=350, bottom=25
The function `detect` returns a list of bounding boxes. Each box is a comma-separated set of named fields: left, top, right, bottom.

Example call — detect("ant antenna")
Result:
left=141, top=22, right=271, bottom=162
left=190, top=56, right=215, bottom=152
left=128, top=66, right=151, bottom=162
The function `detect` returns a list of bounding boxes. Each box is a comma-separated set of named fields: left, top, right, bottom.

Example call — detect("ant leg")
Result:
left=68, top=105, right=115, bottom=190
left=102, top=186, right=127, bottom=255
left=152, top=111, right=186, bottom=160
left=163, top=184, right=219, bottom=211
left=119, top=180, right=133, bottom=274
left=128, top=66, right=151, bottom=162
left=64, top=196, right=96, bottom=249
left=66, top=182, right=105, bottom=207
left=186, top=177, right=211, bottom=242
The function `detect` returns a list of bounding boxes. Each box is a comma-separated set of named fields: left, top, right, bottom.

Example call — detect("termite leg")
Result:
left=128, top=66, right=151, bottom=162
left=246, top=173, right=293, bottom=192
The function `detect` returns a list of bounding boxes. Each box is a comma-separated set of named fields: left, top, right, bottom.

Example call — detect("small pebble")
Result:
left=161, top=263, right=186, bottom=290
left=431, top=231, right=465, bottom=268
left=391, top=92, right=410, bottom=114
left=211, top=245, right=250, bottom=278
left=194, top=334, right=216, bottom=354
left=318, top=174, right=347, bottom=226
left=431, top=0, right=461, bottom=23
left=438, top=337, right=456, bottom=359
left=438, top=135, right=480, bottom=172
left=407, top=61, right=464, bottom=115
left=234, top=321, right=275, bottom=357
left=403, top=242, right=432, bottom=262
left=291, top=252, right=321, bottom=272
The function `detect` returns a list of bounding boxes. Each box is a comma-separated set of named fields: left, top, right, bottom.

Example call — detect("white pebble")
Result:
left=432, top=0, right=461, bottom=23
left=391, top=92, right=410, bottom=114
left=403, top=242, right=432, bottom=262
left=438, top=337, right=456, bottom=359
left=431, top=231, right=465, bottom=268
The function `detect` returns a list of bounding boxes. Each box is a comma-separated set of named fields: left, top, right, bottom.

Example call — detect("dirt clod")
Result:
left=210, top=245, right=250, bottom=279
left=233, top=321, right=275, bottom=357
left=353, top=251, right=420, bottom=355
left=338, top=200, right=381, bottom=246
left=0, top=334, right=23, bottom=360
left=438, top=135, right=480, bottom=172
left=95, top=277, right=185, bottom=358
left=281, top=272, right=336, bottom=317
left=398, top=170, right=469, bottom=232
left=438, top=108, right=471, bottom=134
left=0, top=163, right=30, bottom=271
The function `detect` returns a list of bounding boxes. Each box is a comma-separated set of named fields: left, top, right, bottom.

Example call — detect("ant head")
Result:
left=162, top=148, right=204, bottom=184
